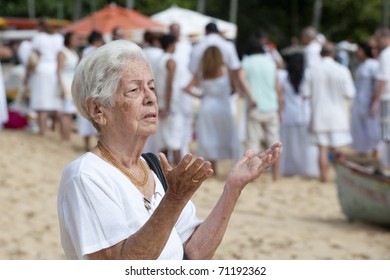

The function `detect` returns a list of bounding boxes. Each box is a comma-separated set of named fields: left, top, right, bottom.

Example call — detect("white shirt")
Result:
left=31, top=32, right=63, bottom=63
left=189, top=33, right=240, bottom=74
left=304, top=40, right=322, bottom=68
left=155, top=52, right=180, bottom=112
left=17, top=40, right=33, bottom=66
left=172, top=38, right=194, bottom=115
left=376, top=46, right=390, bottom=100
left=301, top=57, right=355, bottom=133
left=143, top=46, right=164, bottom=77
left=58, top=152, right=202, bottom=260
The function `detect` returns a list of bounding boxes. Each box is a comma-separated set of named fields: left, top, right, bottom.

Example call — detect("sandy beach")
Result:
left=0, top=128, right=389, bottom=260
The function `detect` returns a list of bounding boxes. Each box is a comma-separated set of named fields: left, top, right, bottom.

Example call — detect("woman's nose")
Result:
left=144, top=87, right=157, bottom=105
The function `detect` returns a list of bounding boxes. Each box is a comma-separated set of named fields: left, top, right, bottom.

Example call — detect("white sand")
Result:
left=0, top=129, right=389, bottom=259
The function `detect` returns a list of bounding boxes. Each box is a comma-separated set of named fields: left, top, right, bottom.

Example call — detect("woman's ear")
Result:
left=85, top=98, right=106, bottom=126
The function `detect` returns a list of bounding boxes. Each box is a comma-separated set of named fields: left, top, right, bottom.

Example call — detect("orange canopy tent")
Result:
left=64, top=4, right=164, bottom=41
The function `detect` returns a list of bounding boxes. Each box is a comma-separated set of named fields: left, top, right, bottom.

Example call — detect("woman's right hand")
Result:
left=159, top=153, right=214, bottom=202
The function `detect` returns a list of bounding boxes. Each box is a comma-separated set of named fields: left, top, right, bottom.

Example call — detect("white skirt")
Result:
left=280, top=125, right=319, bottom=177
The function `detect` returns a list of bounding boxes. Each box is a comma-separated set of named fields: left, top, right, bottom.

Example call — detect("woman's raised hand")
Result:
left=159, top=153, right=214, bottom=202
left=226, top=143, right=282, bottom=191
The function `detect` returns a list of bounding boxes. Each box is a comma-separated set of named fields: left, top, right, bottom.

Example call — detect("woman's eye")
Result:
left=125, top=88, right=138, bottom=94
left=149, top=87, right=156, bottom=92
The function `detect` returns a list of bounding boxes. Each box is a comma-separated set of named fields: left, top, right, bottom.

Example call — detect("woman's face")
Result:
left=104, top=59, right=158, bottom=138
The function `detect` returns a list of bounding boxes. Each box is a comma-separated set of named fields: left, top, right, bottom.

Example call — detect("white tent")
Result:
left=151, top=5, right=237, bottom=40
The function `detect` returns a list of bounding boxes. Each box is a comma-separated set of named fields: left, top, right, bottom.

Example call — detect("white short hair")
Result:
left=72, top=40, right=150, bottom=123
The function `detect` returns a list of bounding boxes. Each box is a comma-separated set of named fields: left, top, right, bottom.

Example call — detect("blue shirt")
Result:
left=242, top=54, right=278, bottom=112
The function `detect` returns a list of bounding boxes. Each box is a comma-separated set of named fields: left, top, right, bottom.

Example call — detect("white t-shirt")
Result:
left=304, top=40, right=322, bottom=68
left=58, top=152, right=201, bottom=259
left=376, top=46, right=390, bottom=100
left=189, top=33, right=241, bottom=74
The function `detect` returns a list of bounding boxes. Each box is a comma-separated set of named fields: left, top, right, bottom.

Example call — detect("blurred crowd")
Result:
left=1, top=17, right=390, bottom=182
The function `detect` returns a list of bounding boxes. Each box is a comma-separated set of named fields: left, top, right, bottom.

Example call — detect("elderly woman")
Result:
left=57, top=40, right=281, bottom=260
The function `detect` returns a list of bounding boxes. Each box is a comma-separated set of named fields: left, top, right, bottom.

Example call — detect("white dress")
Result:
left=0, top=63, right=8, bottom=127
left=279, top=71, right=319, bottom=177
left=58, top=47, right=79, bottom=114
left=197, top=70, right=240, bottom=161
left=29, top=32, right=63, bottom=111
left=351, top=59, right=380, bottom=153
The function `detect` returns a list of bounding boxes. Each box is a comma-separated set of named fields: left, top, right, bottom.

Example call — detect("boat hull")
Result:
left=336, top=162, right=390, bottom=226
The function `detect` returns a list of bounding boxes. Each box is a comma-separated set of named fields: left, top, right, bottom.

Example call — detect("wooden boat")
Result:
left=335, top=156, right=390, bottom=226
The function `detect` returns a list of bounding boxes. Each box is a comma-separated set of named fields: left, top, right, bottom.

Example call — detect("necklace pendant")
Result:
left=143, top=197, right=151, bottom=212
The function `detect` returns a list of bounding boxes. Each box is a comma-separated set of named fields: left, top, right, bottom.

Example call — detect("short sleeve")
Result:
left=225, top=42, right=241, bottom=71
left=342, top=67, right=356, bottom=98
left=58, top=173, right=132, bottom=258
left=174, top=200, right=202, bottom=243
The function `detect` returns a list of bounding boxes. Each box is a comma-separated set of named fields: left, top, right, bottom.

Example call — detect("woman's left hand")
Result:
left=226, top=143, right=282, bottom=191
left=159, top=153, right=214, bottom=202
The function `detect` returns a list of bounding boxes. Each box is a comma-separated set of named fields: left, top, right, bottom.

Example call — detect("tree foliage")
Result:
left=2, top=0, right=388, bottom=54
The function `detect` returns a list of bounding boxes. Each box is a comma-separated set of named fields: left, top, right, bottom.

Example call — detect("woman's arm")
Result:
left=183, top=144, right=281, bottom=259
left=275, top=74, right=284, bottom=120
left=160, top=58, right=176, bottom=118
left=57, top=51, right=65, bottom=99
left=233, top=68, right=257, bottom=109
left=87, top=154, right=214, bottom=260
left=182, top=74, right=202, bottom=99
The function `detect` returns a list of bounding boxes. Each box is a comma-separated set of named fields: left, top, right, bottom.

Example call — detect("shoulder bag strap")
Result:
left=142, top=153, right=168, bottom=192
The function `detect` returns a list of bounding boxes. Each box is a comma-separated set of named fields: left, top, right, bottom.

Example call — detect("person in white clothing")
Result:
left=0, top=45, right=12, bottom=129
left=279, top=52, right=319, bottom=177
left=184, top=46, right=241, bottom=175
left=77, top=31, right=103, bottom=151
left=17, top=40, right=33, bottom=67
left=301, top=26, right=322, bottom=69
left=350, top=42, right=380, bottom=155
left=142, top=31, right=164, bottom=155
left=58, top=40, right=281, bottom=260
left=57, top=32, right=80, bottom=141
left=27, top=18, right=64, bottom=136
left=301, top=43, right=355, bottom=182
left=371, top=28, right=390, bottom=173
left=155, top=34, right=183, bottom=165
left=169, top=23, right=195, bottom=156
left=189, top=22, right=256, bottom=107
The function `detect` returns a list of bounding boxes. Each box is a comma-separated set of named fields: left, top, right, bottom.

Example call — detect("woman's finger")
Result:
left=174, top=153, right=193, bottom=174
left=258, top=154, right=273, bottom=172
left=190, top=161, right=213, bottom=182
left=193, top=168, right=214, bottom=184
left=158, top=152, right=173, bottom=174
left=257, top=142, right=282, bottom=158
left=185, top=157, right=207, bottom=179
